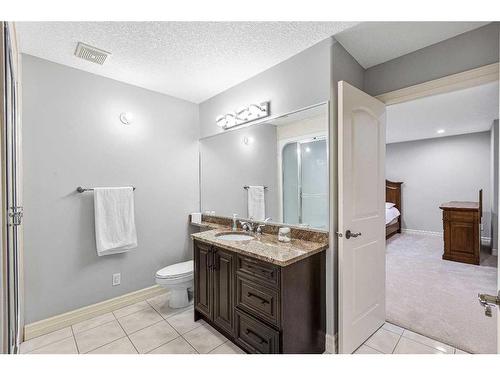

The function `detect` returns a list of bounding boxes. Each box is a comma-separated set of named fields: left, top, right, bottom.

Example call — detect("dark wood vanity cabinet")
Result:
left=193, top=240, right=325, bottom=354
left=212, top=247, right=235, bottom=335
left=194, top=241, right=235, bottom=337
left=194, top=241, right=212, bottom=318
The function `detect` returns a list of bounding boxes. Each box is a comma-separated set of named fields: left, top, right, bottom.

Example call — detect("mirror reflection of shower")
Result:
left=282, top=137, right=328, bottom=229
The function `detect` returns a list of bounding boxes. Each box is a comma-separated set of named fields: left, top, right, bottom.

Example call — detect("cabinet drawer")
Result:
left=237, top=255, right=280, bottom=287
left=235, top=309, right=280, bottom=354
left=236, top=275, right=280, bottom=327
left=443, top=210, right=477, bottom=223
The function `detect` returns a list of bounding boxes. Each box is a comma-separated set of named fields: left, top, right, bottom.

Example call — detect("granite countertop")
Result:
left=191, top=227, right=328, bottom=267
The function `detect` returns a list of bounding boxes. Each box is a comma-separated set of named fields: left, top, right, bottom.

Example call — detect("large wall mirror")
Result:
left=200, top=103, right=329, bottom=230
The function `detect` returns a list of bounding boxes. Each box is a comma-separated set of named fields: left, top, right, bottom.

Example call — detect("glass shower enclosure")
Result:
left=282, top=137, right=328, bottom=229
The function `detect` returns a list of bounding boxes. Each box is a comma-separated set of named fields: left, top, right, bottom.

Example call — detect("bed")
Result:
left=386, top=180, right=403, bottom=239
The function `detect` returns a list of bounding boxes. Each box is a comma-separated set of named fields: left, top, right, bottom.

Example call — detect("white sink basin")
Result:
left=215, top=232, right=254, bottom=241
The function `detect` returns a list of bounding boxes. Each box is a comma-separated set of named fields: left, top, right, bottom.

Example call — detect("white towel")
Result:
left=247, top=185, right=265, bottom=221
left=94, top=187, right=137, bottom=256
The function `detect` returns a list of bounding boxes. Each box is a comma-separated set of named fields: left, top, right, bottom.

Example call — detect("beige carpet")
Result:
left=386, top=232, right=498, bottom=353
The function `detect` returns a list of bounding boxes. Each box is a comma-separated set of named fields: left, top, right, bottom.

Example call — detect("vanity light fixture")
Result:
left=437, top=129, right=445, bottom=134
left=216, top=101, right=270, bottom=130
left=120, top=112, right=133, bottom=125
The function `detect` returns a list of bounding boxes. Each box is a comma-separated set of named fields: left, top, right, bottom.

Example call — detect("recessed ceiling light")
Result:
left=437, top=129, right=445, bottom=134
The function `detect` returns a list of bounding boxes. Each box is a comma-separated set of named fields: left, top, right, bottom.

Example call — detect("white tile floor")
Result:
left=355, top=322, right=471, bottom=354
left=20, top=292, right=471, bottom=355
left=20, top=293, right=244, bottom=354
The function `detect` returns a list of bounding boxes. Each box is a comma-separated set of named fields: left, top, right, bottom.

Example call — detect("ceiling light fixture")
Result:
left=216, top=101, right=270, bottom=130
left=437, top=129, right=445, bottom=134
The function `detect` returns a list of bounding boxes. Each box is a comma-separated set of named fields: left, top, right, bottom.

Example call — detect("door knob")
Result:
left=345, top=230, right=362, bottom=239
left=478, top=292, right=500, bottom=317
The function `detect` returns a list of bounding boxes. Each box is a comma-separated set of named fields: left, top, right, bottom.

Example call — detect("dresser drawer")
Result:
left=236, top=275, right=280, bottom=327
left=443, top=210, right=477, bottom=223
left=237, top=255, right=280, bottom=287
left=235, top=309, right=280, bottom=354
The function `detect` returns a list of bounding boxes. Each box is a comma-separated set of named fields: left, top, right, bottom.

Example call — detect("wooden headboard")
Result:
left=386, top=180, right=403, bottom=212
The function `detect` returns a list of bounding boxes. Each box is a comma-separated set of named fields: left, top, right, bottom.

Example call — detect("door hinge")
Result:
left=8, top=206, right=23, bottom=226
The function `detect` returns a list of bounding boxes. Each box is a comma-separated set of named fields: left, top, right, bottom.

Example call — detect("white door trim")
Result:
left=376, top=62, right=499, bottom=105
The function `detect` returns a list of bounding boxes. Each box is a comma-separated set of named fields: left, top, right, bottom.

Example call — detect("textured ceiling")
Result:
left=335, top=22, right=490, bottom=68
left=16, top=22, right=358, bottom=103
left=387, top=82, right=499, bottom=144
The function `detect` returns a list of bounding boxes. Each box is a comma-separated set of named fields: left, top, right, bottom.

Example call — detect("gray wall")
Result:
left=365, top=23, right=500, bottom=96
left=386, top=131, right=492, bottom=237
left=330, top=39, right=366, bottom=338
left=199, top=38, right=333, bottom=138
left=200, top=123, right=279, bottom=221
left=491, top=121, right=499, bottom=251
left=22, top=55, right=200, bottom=323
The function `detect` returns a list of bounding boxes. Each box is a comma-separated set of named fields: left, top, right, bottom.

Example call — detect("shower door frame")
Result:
left=0, top=21, right=23, bottom=354
left=279, top=134, right=328, bottom=226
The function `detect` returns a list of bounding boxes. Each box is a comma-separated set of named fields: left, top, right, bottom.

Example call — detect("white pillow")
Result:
left=386, top=202, right=396, bottom=209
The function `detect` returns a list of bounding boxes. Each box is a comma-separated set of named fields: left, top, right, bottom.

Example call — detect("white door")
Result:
left=338, top=81, right=386, bottom=354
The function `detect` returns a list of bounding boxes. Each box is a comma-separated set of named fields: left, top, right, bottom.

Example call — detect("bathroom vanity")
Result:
left=191, top=221, right=327, bottom=354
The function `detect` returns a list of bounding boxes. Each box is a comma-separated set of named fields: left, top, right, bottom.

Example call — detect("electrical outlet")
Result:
left=112, top=273, right=121, bottom=286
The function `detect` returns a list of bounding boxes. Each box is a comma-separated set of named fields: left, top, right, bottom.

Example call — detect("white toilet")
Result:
left=155, top=260, right=194, bottom=309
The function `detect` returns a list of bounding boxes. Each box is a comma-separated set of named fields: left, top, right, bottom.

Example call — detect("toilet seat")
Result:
left=156, top=260, right=193, bottom=279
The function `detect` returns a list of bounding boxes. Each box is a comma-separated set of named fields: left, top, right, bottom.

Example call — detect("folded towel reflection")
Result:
left=94, top=187, right=137, bottom=256
left=247, top=185, right=265, bottom=221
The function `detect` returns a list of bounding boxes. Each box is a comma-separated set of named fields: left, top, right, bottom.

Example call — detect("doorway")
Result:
left=382, top=81, right=499, bottom=354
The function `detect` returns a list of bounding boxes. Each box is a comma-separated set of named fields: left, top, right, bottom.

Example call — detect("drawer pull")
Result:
left=247, top=292, right=269, bottom=304
left=246, top=264, right=270, bottom=275
left=245, top=328, right=267, bottom=344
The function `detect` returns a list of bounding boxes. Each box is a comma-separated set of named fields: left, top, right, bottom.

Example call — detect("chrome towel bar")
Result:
left=76, top=186, right=136, bottom=193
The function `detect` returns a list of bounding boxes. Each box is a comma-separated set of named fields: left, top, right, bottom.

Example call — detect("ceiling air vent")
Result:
left=74, top=42, right=110, bottom=65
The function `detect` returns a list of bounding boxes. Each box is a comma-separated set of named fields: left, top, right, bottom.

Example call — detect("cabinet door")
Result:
left=213, top=247, right=235, bottom=335
left=194, top=241, right=212, bottom=318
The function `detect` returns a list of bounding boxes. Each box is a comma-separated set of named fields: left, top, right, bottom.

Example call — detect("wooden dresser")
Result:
left=439, top=199, right=481, bottom=265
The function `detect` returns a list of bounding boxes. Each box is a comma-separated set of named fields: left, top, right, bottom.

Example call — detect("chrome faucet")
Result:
left=239, top=220, right=254, bottom=232
left=256, top=217, right=271, bottom=235
left=239, top=218, right=271, bottom=234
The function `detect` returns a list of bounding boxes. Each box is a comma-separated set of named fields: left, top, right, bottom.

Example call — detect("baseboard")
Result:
left=481, top=237, right=492, bottom=247
left=401, top=229, right=492, bottom=246
left=401, top=228, right=442, bottom=237
left=24, top=285, right=166, bottom=341
left=325, top=333, right=337, bottom=354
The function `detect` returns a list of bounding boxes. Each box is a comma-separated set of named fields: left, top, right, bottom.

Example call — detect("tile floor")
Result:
left=20, top=293, right=244, bottom=354
left=20, top=292, right=471, bottom=355
left=355, top=322, right=471, bottom=354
